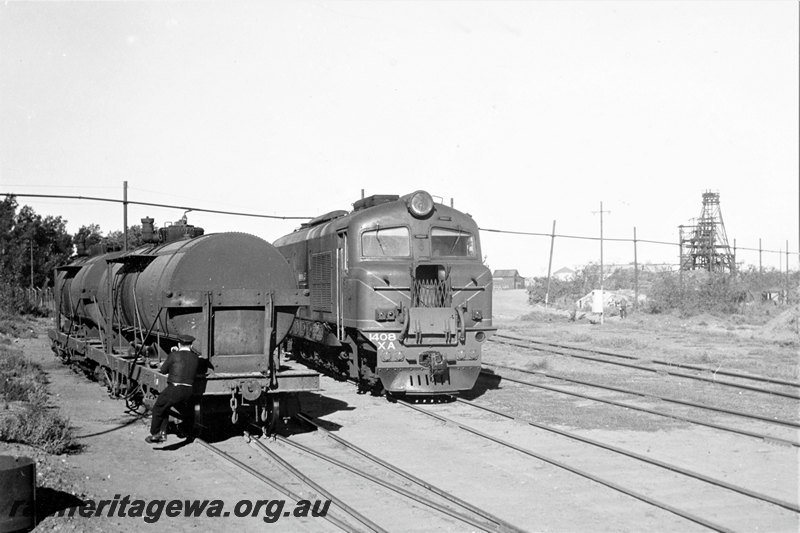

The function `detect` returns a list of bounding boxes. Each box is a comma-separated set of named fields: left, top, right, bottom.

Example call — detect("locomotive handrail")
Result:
left=455, top=306, right=466, bottom=343
left=398, top=305, right=410, bottom=343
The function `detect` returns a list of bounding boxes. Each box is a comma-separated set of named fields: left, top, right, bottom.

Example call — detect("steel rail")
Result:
left=456, top=398, right=800, bottom=513
left=244, top=434, right=389, bottom=533
left=478, top=369, right=800, bottom=448
left=490, top=337, right=800, bottom=400
left=398, top=401, right=737, bottom=533
left=484, top=361, right=800, bottom=429
left=262, top=434, right=509, bottom=533
left=195, top=438, right=360, bottom=533
left=494, top=333, right=800, bottom=389
left=294, top=413, right=524, bottom=533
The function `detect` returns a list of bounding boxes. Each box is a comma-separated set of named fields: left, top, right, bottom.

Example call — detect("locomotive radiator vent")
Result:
left=412, top=265, right=451, bottom=308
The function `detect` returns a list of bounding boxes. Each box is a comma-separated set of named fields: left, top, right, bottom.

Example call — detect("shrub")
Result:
left=0, top=403, right=74, bottom=454
left=0, top=345, right=76, bottom=453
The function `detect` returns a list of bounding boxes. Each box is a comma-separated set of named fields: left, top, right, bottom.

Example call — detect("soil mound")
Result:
left=758, top=304, right=800, bottom=344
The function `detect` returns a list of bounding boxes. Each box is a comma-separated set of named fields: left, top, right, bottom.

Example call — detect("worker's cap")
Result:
left=176, top=334, right=195, bottom=344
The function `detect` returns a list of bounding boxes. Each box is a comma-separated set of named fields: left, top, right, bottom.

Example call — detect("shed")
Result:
left=553, top=267, right=575, bottom=281
left=492, top=269, right=526, bottom=290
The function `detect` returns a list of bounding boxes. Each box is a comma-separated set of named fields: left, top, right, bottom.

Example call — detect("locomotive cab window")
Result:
left=361, top=227, right=410, bottom=257
left=431, top=227, right=475, bottom=257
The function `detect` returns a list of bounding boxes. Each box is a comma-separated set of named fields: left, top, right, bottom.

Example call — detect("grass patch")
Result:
left=0, top=345, right=76, bottom=454
left=594, top=336, right=650, bottom=351
left=680, top=351, right=715, bottom=365
left=567, top=333, right=592, bottom=343
left=524, top=356, right=551, bottom=372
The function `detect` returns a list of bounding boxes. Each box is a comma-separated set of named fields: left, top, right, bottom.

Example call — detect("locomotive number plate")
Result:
left=368, top=332, right=398, bottom=350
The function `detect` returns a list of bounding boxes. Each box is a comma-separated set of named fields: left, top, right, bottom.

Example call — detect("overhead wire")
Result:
left=2, top=191, right=796, bottom=256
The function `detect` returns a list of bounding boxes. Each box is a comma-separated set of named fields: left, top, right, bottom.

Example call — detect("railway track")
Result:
left=490, top=334, right=800, bottom=400
left=453, top=398, right=799, bottom=513
left=482, top=361, right=800, bottom=429
left=289, top=413, right=524, bottom=532
left=478, top=366, right=800, bottom=448
left=196, top=438, right=357, bottom=532
left=197, top=420, right=523, bottom=533
left=397, top=399, right=799, bottom=533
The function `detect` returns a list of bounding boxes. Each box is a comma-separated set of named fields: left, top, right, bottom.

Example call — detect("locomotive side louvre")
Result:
left=49, top=223, right=319, bottom=432
left=274, top=191, right=496, bottom=396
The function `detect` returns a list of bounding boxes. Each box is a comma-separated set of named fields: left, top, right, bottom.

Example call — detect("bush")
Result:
left=647, top=270, right=747, bottom=316
left=0, top=403, right=74, bottom=454
left=0, top=345, right=76, bottom=454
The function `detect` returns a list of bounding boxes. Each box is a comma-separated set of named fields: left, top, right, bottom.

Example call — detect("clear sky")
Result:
left=1, top=1, right=797, bottom=276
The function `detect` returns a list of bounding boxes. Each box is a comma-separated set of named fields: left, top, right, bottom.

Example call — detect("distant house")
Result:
left=553, top=267, right=575, bottom=281
left=492, top=269, right=525, bottom=290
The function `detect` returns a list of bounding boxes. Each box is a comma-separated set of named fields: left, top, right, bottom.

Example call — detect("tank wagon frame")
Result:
left=48, top=219, right=319, bottom=433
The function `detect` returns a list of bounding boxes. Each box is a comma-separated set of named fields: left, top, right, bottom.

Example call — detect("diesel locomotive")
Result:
left=273, top=190, right=495, bottom=396
left=48, top=217, right=319, bottom=432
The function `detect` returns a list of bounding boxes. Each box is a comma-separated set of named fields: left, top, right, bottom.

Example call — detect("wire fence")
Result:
left=0, top=284, right=55, bottom=315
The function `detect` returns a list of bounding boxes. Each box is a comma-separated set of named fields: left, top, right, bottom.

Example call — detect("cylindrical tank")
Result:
left=0, top=455, right=35, bottom=533
left=69, top=251, right=123, bottom=327
left=126, top=233, right=297, bottom=353
left=57, top=232, right=297, bottom=357
left=55, top=256, right=90, bottom=319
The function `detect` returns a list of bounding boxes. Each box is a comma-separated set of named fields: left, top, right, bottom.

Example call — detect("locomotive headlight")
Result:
left=407, top=190, right=434, bottom=218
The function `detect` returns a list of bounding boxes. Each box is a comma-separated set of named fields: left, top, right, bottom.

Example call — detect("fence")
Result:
left=0, top=284, right=55, bottom=315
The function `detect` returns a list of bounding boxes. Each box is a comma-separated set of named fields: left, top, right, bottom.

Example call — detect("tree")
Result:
left=106, top=225, right=144, bottom=250
left=73, top=224, right=104, bottom=253
left=0, top=196, right=72, bottom=287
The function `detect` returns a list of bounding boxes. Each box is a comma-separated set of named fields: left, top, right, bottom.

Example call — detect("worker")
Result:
left=145, top=334, right=199, bottom=444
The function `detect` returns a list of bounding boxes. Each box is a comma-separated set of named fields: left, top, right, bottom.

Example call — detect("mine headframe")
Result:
left=679, top=190, right=735, bottom=273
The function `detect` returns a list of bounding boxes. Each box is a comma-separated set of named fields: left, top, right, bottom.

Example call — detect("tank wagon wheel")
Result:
left=53, top=345, right=71, bottom=364
left=262, top=395, right=281, bottom=435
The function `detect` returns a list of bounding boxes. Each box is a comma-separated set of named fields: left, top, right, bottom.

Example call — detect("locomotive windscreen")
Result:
left=431, top=228, right=475, bottom=257
left=361, top=227, right=410, bottom=257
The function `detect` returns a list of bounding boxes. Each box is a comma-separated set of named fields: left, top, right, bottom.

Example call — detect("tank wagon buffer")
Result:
left=49, top=217, right=319, bottom=433
left=274, top=190, right=496, bottom=396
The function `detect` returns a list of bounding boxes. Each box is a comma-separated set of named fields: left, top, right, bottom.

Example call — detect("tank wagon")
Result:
left=273, top=191, right=495, bottom=396
left=49, top=217, right=319, bottom=432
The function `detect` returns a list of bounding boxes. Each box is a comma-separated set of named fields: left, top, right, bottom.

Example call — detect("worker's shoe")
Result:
left=145, top=433, right=166, bottom=444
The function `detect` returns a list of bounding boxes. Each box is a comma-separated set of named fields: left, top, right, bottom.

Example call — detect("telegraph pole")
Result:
left=123, top=181, right=129, bottom=251
left=593, top=202, right=611, bottom=324
left=545, top=220, right=556, bottom=308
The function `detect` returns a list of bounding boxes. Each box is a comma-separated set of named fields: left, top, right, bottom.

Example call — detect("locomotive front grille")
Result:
left=411, top=264, right=451, bottom=308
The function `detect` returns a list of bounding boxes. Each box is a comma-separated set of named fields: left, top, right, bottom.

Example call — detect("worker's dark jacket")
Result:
left=160, top=349, right=200, bottom=386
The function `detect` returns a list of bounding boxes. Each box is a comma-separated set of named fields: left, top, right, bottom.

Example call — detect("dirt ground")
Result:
left=1, top=290, right=799, bottom=532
